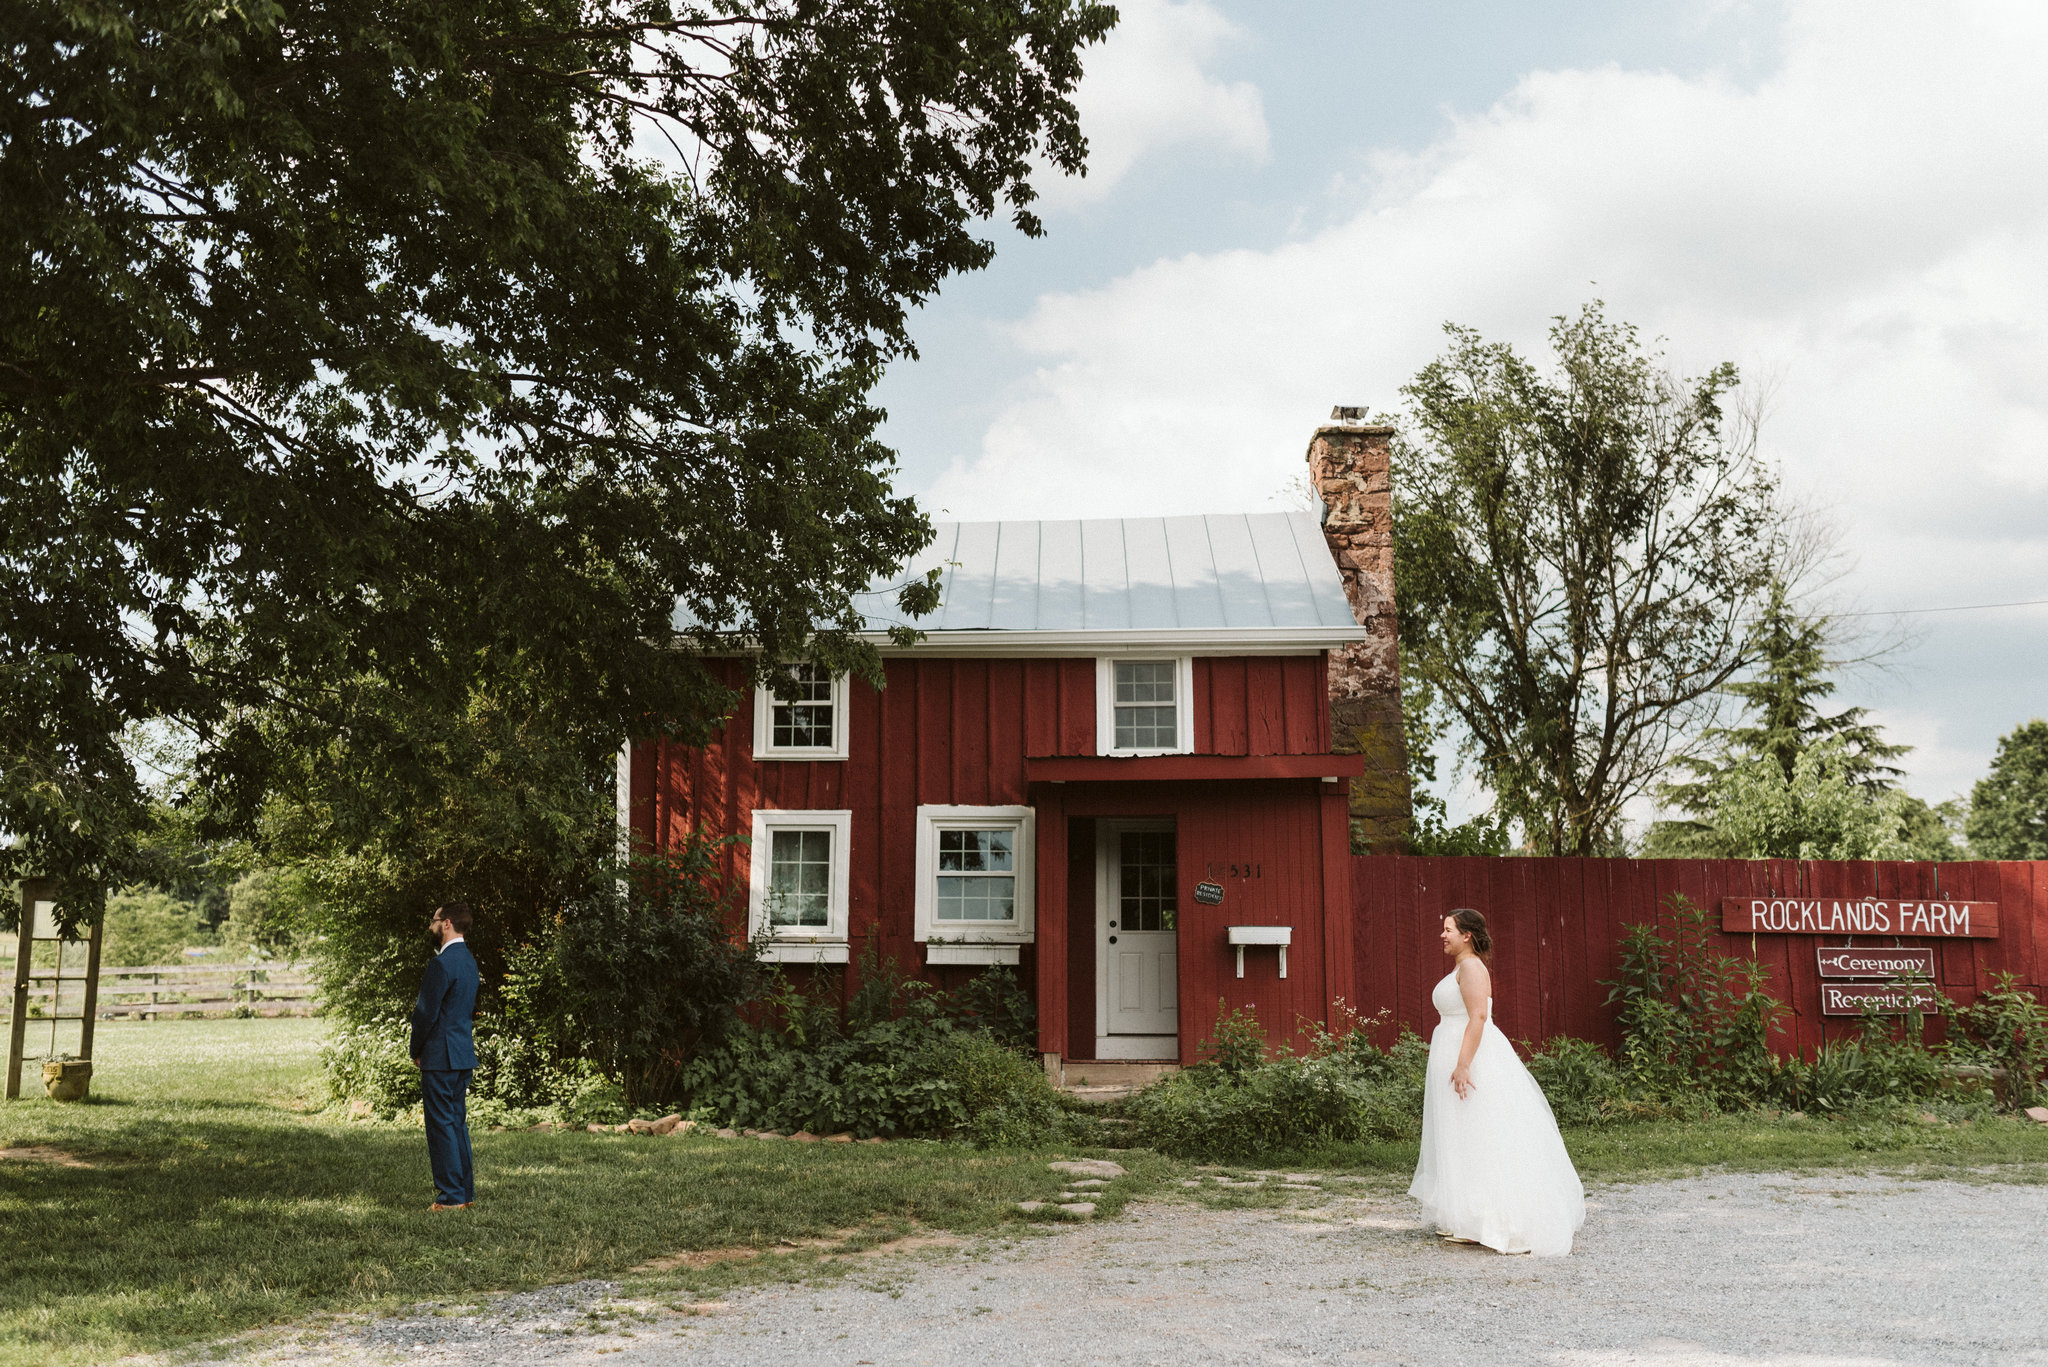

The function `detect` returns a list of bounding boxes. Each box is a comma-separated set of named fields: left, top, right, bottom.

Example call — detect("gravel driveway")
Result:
left=195, top=1170, right=2048, bottom=1367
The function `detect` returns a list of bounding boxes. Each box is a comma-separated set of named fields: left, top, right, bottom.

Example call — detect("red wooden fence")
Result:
left=1351, top=856, right=2048, bottom=1058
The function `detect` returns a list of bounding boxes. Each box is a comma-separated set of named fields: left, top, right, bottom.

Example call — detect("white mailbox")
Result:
left=1226, top=925, right=1293, bottom=979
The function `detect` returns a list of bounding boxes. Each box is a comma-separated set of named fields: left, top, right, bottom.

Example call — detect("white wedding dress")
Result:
left=1408, top=969, right=1585, bottom=1256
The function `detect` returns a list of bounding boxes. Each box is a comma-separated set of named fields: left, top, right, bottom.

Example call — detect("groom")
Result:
left=411, top=901, right=479, bottom=1211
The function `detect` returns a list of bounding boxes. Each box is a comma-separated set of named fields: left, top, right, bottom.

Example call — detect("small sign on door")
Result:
left=1193, top=881, right=1224, bottom=906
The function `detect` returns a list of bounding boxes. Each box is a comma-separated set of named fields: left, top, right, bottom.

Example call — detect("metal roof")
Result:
left=849, top=512, right=1366, bottom=652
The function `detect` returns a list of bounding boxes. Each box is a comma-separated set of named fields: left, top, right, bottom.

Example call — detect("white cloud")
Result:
left=1035, top=0, right=1269, bottom=210
left=939, top=1, right=2048, bottom=537
left=926, top=0, right=2048, bottom=798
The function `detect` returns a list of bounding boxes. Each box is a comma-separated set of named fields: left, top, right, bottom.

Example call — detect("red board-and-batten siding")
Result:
left=1352, top=855, right=2048, bottom=1059
left=628, top=654, right=1350, bottom=1064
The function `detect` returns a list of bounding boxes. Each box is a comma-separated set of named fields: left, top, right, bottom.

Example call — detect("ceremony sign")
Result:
left=1815, top=947, right=1936, bottom=979
left=1721, top=897, right=1998, bottom=939
left=1819, top=981, right=1947, bottom=1016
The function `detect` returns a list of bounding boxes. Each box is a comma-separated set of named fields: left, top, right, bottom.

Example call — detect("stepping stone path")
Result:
left=1022, top=1160, right=1125, bottom=1219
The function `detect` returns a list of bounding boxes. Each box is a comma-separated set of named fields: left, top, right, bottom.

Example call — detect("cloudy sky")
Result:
left=869, top=0, right=2048, bottom=819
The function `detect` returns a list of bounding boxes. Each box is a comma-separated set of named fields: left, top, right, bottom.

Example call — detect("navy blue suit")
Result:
left=411, top=939, right=479, bottom=1205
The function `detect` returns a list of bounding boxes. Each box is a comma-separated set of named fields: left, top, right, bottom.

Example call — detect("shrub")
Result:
left=320, top=1019, right=420, bottom=1115
left=1605, top=893, right=1793, bottom=1107
left=509, top=849, right=761, bottom=1106
left=321, top=1015, right=625, bottom=1125
left=100, top=889, right=217, bottom=966
left=1945, top=973, right=2048, bottom=1107
left=676, top=952, right=1081, bottom=1144
left=1125, top=1005, right=1428, bottom=1160
left=1523, top=1035, right=1628, bottom=1126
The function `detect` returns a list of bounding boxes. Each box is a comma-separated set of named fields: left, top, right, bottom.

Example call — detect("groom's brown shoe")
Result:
left=428, top=1202, right=471, bottom=1211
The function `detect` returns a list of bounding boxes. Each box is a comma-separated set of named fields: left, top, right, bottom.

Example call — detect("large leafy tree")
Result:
left=1968, top=720, right=2048, bottom=859
left=1, top=0, right=1115, bottom=919
left=1393, top=304, right=1792, bottom=855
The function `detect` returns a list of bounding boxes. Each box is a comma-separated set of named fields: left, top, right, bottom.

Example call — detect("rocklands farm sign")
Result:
left=1718, top=897, right=2002, bottom=1016
left=1720, top=897, right=1999, bottom=939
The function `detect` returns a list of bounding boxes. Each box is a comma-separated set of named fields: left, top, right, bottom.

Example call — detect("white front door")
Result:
left=1096, top=821, right=1178, bottom=1056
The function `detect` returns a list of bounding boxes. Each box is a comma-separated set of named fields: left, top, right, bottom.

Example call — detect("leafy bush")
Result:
left=1946, top=973, right=2048, bottom=1107
left=507, top=849, right=761, bottom=1106
left=677, top=955, right=1083, bottom=1145
left=1605, top=893, right=1793, bottom=1107
left=100, top=890, right=217, bottom=966
left=320, top=1020, right=420, bottom=1115
left=1522, top=1035, right=1628, bottom=1126
left=320, top=1015, right=626, bottom=1125
left=1125, top=1005, right=1428, bottom=1160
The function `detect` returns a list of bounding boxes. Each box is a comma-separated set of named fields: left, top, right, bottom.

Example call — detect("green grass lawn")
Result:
left=1284, top=1110, right=2048, bottom=1188
left=0, top=1020, right=1148, bottom=1367
left=4, top=1021, right=2045, bottom=1365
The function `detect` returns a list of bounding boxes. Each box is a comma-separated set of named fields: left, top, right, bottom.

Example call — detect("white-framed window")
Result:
left=1095, top=656, right=1194, bottom=755
left=913, top=805, right=1036, bottom=951
left=747, top=809, right=853, bottom=962
left=752, top=665, right=850, bottom=761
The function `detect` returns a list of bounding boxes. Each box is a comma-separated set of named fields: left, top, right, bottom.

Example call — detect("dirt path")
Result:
left=185, top=1171, right=2048, bottom=1367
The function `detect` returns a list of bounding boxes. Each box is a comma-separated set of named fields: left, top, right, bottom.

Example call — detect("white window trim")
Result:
left=747, top=809, right=853, bottom=950
left=751, top=670, right=851, bottom=761
left=913, top=804, right=1036, bottom=948
left=1095, top=655, right=1195, bottom=756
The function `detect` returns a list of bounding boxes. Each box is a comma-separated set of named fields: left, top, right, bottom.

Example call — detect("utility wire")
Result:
left=1831, top=597, right=2048, bottom=619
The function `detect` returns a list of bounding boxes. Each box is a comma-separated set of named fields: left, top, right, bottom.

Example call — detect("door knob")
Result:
left=1107, top=935, right=1118, bottom=944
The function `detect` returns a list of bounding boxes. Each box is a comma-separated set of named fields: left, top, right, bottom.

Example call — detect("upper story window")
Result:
left=747, top=808, right=852, bottom=962
left=752, top=664, right=850, bottom=761
left=1095, top=656, right=1194, bottom=755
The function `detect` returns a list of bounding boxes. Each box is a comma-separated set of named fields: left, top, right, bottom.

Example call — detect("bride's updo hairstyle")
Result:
left=1448, top=908, right=1492, bottom=960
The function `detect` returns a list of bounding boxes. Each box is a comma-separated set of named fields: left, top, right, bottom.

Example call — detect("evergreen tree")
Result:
left=1646, top=582, right=1944, bottom=858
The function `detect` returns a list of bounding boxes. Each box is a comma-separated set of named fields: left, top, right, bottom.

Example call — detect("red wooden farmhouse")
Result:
left=623, top=419, right=1414, bottom=1074
left=625, top=416, right=2048, bottom=1068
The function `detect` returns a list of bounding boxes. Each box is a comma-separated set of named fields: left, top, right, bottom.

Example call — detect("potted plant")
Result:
left=42, top=1056, right=92, bottom=1102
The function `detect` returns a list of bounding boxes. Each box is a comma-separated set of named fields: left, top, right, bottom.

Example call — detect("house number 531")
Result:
left=1206, top=862, right=1263, bottom=879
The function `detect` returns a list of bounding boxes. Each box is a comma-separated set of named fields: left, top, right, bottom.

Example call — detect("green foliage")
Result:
left=1605, top=894, right=1791, bottom=1106
left=1669, top=580, right=1904, bottom=799
left=1393, top=303, right=1791, bottom=854
left=1522, top=1035, right=1629, bottom=1126
left=99, top=890, right=216, bottom=967
left=1647, top=583, right=1951, bottom=860
left=1966, top=720, right=2048, bottom=858
left=320, top=1016, right=627, bottom=1126
left=1408, top=805, right=1514, bottom=856
left=1197, top=1000, right=1270, bottom=1080
left=1946, top=973, right=2048, bottom=1108
left=506, top=850, right=763, bottom=1106
left=1645, top=738, right=1924, bottom=860
left=218, top=869, right=316, bottom=960
left=273, top=682, right=620, bottom=1029
left=319, top=1021, right=423, bottom=1116
left=1603, top=897, right=2046, bottom=1115
left=1126, top=1007, right=1430, bottom=1160
left=677, top=955, right=1079, bottom=1145
left=2, top=0, right=1114, bottom=910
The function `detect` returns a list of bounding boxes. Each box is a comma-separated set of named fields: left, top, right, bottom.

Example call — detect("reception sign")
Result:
left=1721, top=897, right=1998, bottom=939
left=1820, top=981, right=1947, bottom=1016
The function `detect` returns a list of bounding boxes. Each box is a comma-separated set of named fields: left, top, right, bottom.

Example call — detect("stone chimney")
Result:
left=1309, top=409, right=1412, bottom=854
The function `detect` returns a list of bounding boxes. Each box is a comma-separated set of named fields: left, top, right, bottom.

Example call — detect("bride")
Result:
left=1408, top=908, right=1585, bottom=1256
